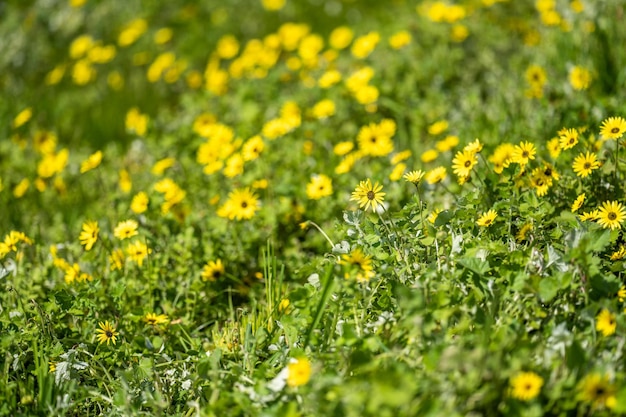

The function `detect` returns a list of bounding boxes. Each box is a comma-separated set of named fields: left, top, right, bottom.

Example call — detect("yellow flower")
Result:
left=351, top=31, right=380, bottom=59
left=599, top=116, right=626, bottom=140
left=595, top=309, right=616, bottom=336
left=13, top=178, right=30, bottom=198
left=329, top=26, right=353, bottom=50
left=113, top=220, right=138, bottom=240
left=144, top=313, right=169, bottom=326
left=13, top=107, right=33, bottom=129
left=261, top=0, right=285, bottom=11
left=558, top=128, right=579, bottom=150
left=287, top=357, right=312, bottom=387
left=118, top=18, right=147, bottom=47
left=131, top=191, right=149, bottom=214
left=577, top=373, right=616, bottom=409
left=126, top=240, right=151, bottom=267
left=80, top=151, right=103, bottom=174
left=452, top=150, right=478, bottom=179
left=311, top=99, right=335, bottom=119
left=306, top=174, right=333, bottom=200
left=425, top=166, right=447, bottom=184
left=350, top=179, right=385, bottom=212
left=428, top=120, right=448, bottom=135
left=572, top=152, right=600, bottom=178
left=218, top=188, right=260, bottom=220
left=569, top=66, right=592, bottom=90
left=201, top=259, right=225, bottom=282
left=596, top=200, right=626, bottom=230
left=509, top=371, right=544, bottom=401
left=477, top=210, right=497, bottom=227
left=151, top=158, right=176, bottom=175
left=571, top=193, right=585, bottom=212
left=79, top=220, right=99, bottom=251
left=511, top=141, right=536, bottom=166
left=389, top=30, right=411, bottom=49
left=95, top=321, right=119, bottom=345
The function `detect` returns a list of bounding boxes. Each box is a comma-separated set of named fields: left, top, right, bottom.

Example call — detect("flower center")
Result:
left=105, top=330, right=113, bottom=338
left=583, top=163, right=590, bottom=169
left=522, top=151, right=529, bottom=158
left=611, top=127, right=620, bottom=134
left=608, top=212, right=617, bottom=220
left=464, top=160, right=471, bottom=168
left=241, top=201, right=248, bottom=208
left=367, top=191, right=375, bottom=200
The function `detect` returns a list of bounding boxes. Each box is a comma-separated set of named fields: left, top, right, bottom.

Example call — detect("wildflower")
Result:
left=421, top=149, right=439, bottom=163
left=125, top=108, right=148, bottom=136
left=287, top=358, right=312, bottom=387
left=618, top=286, right=626, bottom=301
left=79, top=221, right=99, bottom=251
left=341, top=248, right=374, bottom=282
left=425, top=166, right=447, bottom=184
left=219, top=188, right=260, bottom=220
left=13, top=107, right=33, bottom=129
left=201, top=260, right=224, bottom=282
left=318, top=69, right=342, bottom=88
left=569, top=66, right=592, bottom=90
left=242, top=135, right=265, bottom=161
left=389, top=30, right=411, bottom=49
left=477, top=210, right=497, bottom=227
left=118, top=18, right=147, bottom=47
left=95, top=321, right=119, bottom=345
left=113, top=220, right=138, bottom=240
left=216, top=35, right=239, bottom=59
left=131, top=191, right=149, bottom=214
left=404, top=170, right=425, bottom=184
left=600, top=116, right=626, bottom=140
left=579, top=210, right=599, bottom=222
left=391, top=150, right=412, bottom=165
left=596, top=201, right=626, bottom=230
left=571, top=152, right=600, bottom=178
left=525, top=65, right=547, bottom=86
left=489, top=143, right=515, bottom=174
left=109, top=248, right=125, bottom=271
left=509, top=371, right=544, bottom=401
left=464, top=139, right=483, bottom=154
left=144, top=313, right=169, bottom=326
left=119, top=169, right=132, bottom=193
left=80, top=151, right=103, bottom=174
left=151, top=158, right=176, bottom=175
left=428, top=208, right=443, bottom=224
left=571, top=193, right=585, bottom=212
left=452, top=150, right=478, bottom=179
left=126, top=240, right=151, bottom=267
left=311, top=99, right=335, bottom=119
left=559, top=128, right=579, bottom=150
left=329, top=26, right=353, bottom=50
left=351, top=31, right=380, bottom=59
left=516, top=223, right=533, bottom=242
left=610, top=247, right=626, bottom=261
left=595, top=309, right=616, bottom=336
left=350, top=179, right=385, bottom=212
left=306, top=174, right=333, bottom=200
left=547, top=137, right=561, bottom=159
left=33, top=130, right=57, bottom=154
left=428, top=120, right=448, bottom=135
left=577, top=373, right=617, bottom=409
left=511, top=141, right=536, bottom=166
left=13, top=178, right=30, bottom=198
left=261, top=0, right=285, bottom=11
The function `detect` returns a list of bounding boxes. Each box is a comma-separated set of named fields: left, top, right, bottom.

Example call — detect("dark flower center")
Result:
left=608, top=212, right=617, bottom=220
left=464, top=160, right=471, bottom=167
left=241, top=202, right=248, bottom=208
left=522, top=151, right=529, bottom=157
left=611, top=127, right=620, bottom=134
left=367, top=191, right=375, bottom=200
left=105, top=330, right=113, bottom=338
left=584, top=163, right=590, bottom=169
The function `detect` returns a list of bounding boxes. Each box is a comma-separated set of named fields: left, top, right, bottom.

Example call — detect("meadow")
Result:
left=1, top=0, right=626, bottom=415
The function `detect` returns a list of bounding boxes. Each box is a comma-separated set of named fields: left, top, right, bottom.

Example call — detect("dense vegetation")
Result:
left=1, top=0, right=626, bottom=415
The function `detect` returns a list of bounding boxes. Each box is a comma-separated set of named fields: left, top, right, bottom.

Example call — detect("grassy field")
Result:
left=1, top=0, right=626, bottom=415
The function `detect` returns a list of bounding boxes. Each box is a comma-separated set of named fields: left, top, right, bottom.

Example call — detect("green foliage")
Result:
left=2, top=0, right=626, bottom=416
